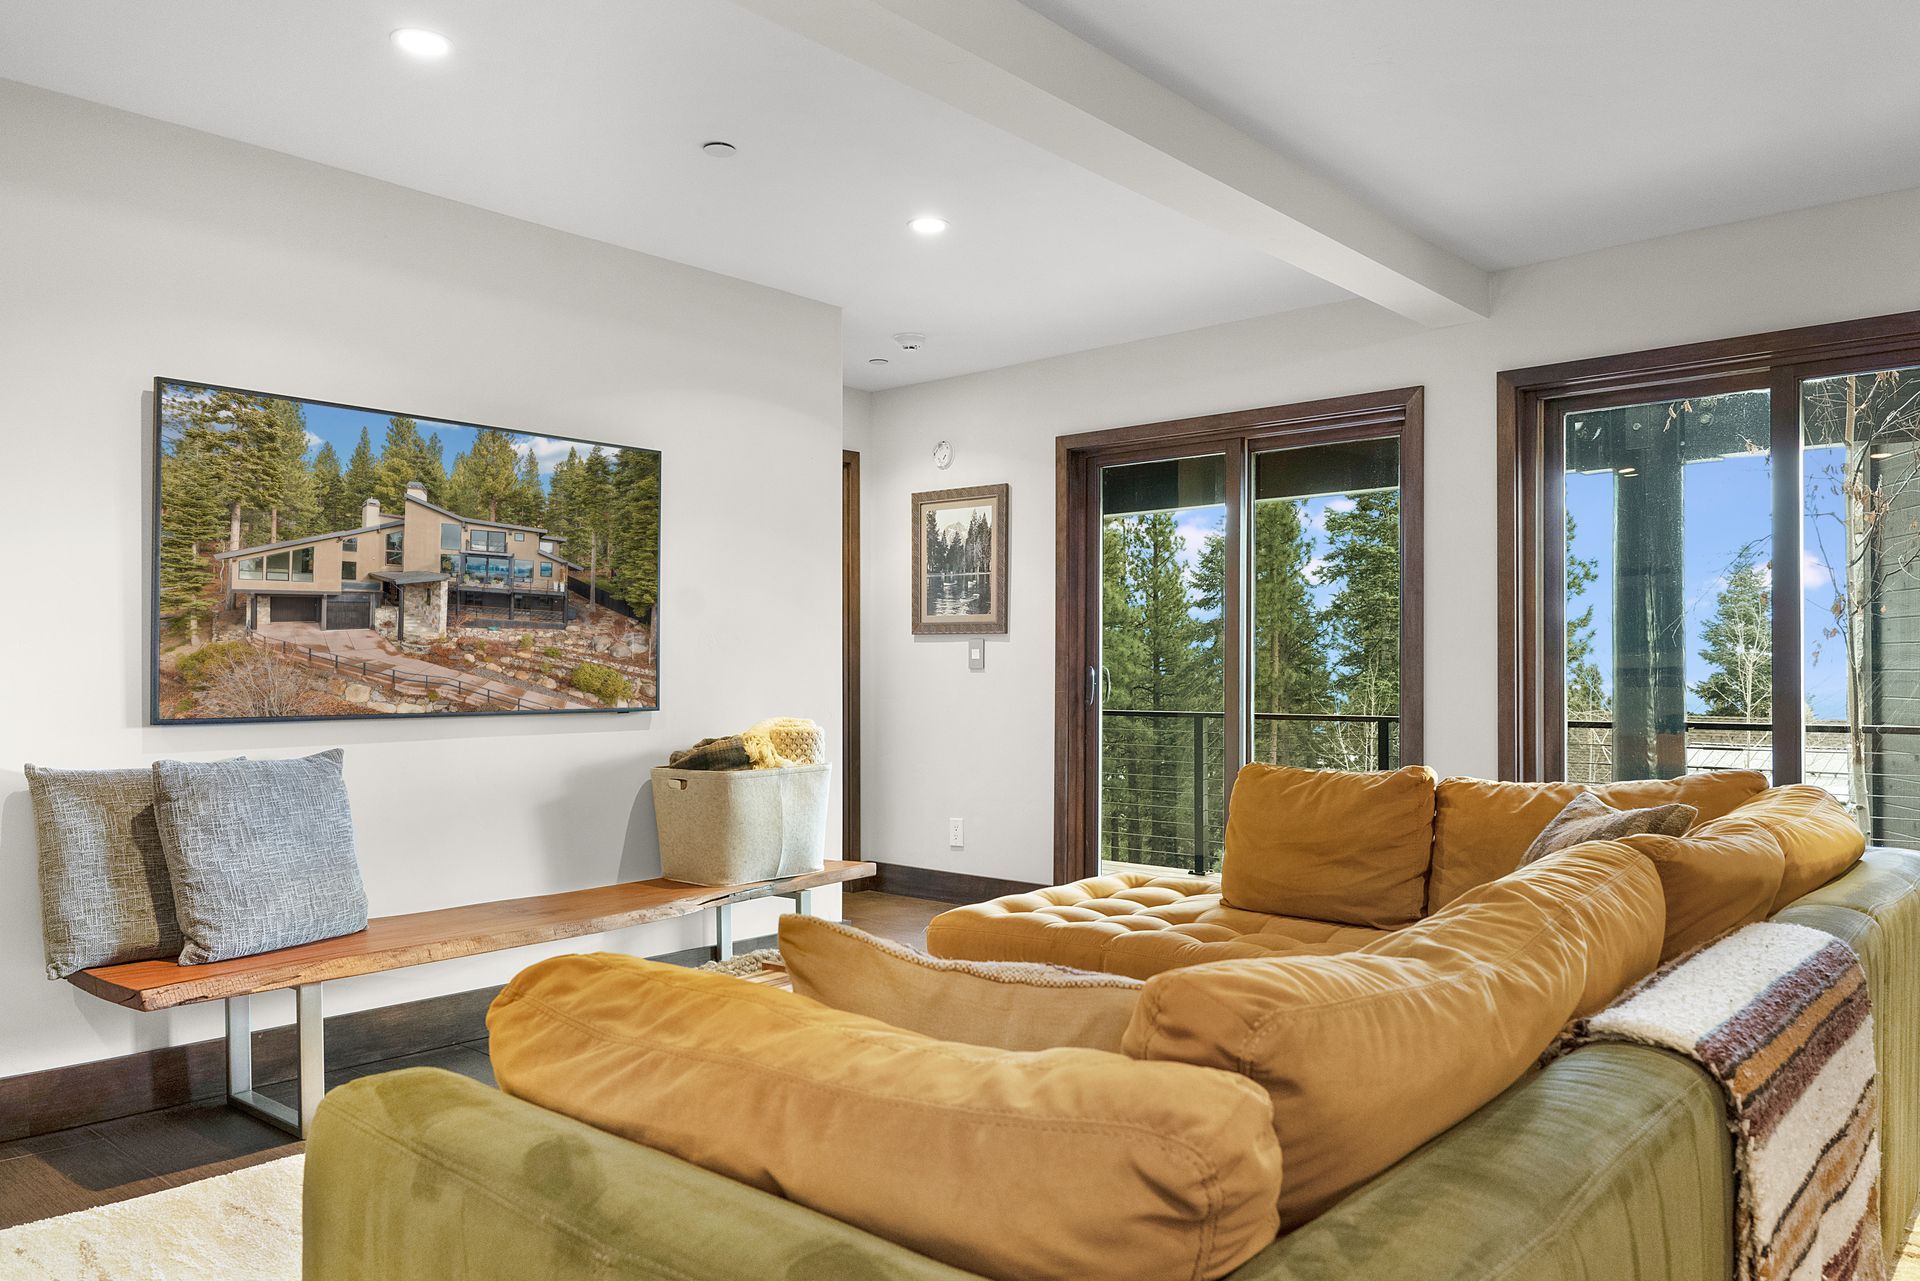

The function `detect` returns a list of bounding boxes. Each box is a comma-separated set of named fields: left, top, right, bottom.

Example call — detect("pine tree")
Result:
left=265, top=397, right=316, bottom=539
left=157, top=427, right=229, bottom=644
left=456, top=428, right=522, bottom=521
left=1693, top=548, right=1772, bottom=720
left=180, top=389, right=286, bottom=550
left=373, top=416, right=445, bottom=510
left=1565, top=512, right=1608, bottom=713
left=1321, top=492, right=1402, bottom=768
left=608, top=448, right=661, bottom=615
left=342, top=427, right=379, bottom=519
left=310, top=441, right=351, bottom=531
left=1250, top=501, right=1333, bottom=765
left=509, top=447, right=547, bottom=526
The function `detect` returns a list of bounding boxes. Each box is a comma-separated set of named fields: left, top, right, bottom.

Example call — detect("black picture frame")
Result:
left=149, top=376, right=661, bottom=725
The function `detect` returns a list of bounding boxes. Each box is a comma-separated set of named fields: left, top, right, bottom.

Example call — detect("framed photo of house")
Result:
left=151, top=377, right=661, bottom=723
left=910, top=483, right=1009, bottom=635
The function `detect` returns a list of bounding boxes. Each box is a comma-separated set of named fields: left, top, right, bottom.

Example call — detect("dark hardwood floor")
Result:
left=0, top=891, right=947, bottom=1230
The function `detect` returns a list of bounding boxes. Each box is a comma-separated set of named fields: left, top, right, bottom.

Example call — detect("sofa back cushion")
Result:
left=1757, top=785, right=1866, bottom=912
left=1429, top=771, right=1768, bottom=912
left=1124, top=841, right=1663, bottom=1226
left=488, top=953, right=1284, bottom=1281
left=1223, top=763, right=1437, bottom=928
left=1619, top=785, right=1855, bottom=959
left=779, top=914, right=1143, bottom=1053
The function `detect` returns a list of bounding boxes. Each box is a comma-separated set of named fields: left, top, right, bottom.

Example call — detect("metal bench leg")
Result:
left=714, top=903, right=734, bottom=961
left=224, top=985, right=324, bottom=1139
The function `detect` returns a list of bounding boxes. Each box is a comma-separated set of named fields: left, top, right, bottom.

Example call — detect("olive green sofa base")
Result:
left=304, top=848, right=1920, bottom=1281
left=304, top=1067, right=984, bottom=1281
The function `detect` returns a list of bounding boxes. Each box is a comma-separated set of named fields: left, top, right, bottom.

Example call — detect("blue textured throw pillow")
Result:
left=151, top=750, right=369, bottom=964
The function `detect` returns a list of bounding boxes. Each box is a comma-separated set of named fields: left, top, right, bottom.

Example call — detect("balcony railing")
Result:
left=1100, top=708, right=1398, bottom=876
left=1101, top=711, right=1919, bottom=878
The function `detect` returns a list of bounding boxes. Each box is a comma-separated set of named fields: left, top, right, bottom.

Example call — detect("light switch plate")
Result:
left=967, top=637, right=985, bottom=670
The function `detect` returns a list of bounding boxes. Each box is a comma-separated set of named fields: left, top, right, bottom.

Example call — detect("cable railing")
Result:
left=1101, top=710, right=1920, bottom=875
left=1100, top=708, right=1399, bottom=876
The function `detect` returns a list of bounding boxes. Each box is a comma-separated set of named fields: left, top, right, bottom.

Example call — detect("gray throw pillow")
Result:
left=152, top=750, right=369, bottom=964
left=1519, top=791, right=1698, bottom=866
left=25, top=766, right=185, bottom=979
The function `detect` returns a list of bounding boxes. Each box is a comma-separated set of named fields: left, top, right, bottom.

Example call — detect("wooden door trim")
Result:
left=842, top=450, right=861, bottom=862
left=1055, top=386, right=1426, bottom=884
left=1496, top=308, right=1920, bottom=781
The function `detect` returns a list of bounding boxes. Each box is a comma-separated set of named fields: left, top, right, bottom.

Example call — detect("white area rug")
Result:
left=0, top=1155, right=301, bottom=1281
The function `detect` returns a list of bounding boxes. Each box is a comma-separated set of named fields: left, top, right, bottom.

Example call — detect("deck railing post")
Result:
left=1190, top=714, right=1207, bottom=875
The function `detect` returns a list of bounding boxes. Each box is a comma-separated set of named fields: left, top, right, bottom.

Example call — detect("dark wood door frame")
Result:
left=1496, top=308, right=1920, bottom=782
left=842, top=450, right=861, bottom=863
left=1054, top=387, right=1426, bottom=885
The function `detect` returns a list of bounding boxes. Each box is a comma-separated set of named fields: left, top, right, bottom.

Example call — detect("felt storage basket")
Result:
left=652, top=763, right=831, bottom=886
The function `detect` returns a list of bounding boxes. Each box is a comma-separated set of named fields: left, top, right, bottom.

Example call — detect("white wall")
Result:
left=860, top=185, right=1920, bottom=886
left=0, top=82, right=847, bottom=1079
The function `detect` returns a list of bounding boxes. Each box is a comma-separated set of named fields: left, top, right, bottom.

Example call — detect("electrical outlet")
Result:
left=948, top=817, right=965, bottom=849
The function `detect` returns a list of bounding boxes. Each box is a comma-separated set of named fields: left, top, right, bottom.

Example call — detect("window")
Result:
left=1059, top=388, right=1423, bottom=881
left=440, top=554, right=458, bottom=575
left=1501, top=311, right=1920, bottom=845
left=512, top=559, right=533, bottom=581
left=471, top=529, right=506, bottom=553
left=441, top=523, right=461, bottom=551
left=291, top=547, right=314, bottom=583
left=385, top=530, right=404, bottom=566
left=341, top=560, right=358, bottom=582
left=237, top=557, right=264, bottom=580
left=514, top=531, right=525, bottom=543
left=266, top=550, right=290, bottom=581
left=342, top=536, right=358, bottom=552
left=539, top=539, right=555, bottom=555
left=539, top=562, right=553, bottom=578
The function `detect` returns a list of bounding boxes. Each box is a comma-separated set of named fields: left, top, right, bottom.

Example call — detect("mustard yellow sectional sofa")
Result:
left=303, top=766, right=1920, bottom=1281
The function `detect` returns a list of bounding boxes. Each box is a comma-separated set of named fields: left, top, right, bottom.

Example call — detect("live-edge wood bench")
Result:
left=66, top=860, right=875, bottom=1138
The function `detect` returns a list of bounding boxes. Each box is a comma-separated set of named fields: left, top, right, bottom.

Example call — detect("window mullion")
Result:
left=1770, top=365, right=1806, bottom=785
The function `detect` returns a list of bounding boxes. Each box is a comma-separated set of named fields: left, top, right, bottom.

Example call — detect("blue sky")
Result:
left=301, top=401, right=604, bottom=495
left=1165, top=493, right=1355, bottom=621
left=1566, top=450, right=1847, bottom=720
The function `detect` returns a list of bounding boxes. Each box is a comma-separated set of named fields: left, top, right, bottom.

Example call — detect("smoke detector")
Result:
left=893, top=332, right=928, bottom=351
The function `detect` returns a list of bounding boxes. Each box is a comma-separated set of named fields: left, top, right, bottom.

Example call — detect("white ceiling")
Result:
left=1020, top=0, right=1920, bottom=270
left=2, top=1, right=1917, bottom=390
left=0, top=0, right=1345, bottom=390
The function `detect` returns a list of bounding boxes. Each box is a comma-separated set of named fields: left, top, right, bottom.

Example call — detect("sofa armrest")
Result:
left=1222, top=1044, right=1733, bottom=1281
left=304, top=1067, right=986, bottom=1281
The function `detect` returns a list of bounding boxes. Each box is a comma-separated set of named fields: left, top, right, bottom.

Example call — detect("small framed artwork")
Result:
left=911, top=484, right=1009, bottom=635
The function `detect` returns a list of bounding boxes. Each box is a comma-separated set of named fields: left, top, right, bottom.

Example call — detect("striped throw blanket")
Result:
left=1566, top=922, right=1886, bottom=1281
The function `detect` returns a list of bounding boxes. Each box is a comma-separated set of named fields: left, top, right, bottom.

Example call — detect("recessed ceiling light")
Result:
left=702, top=141, right=737, bottom=157
left=391, top=28, right=452, bottom=58
left=868, top=357, right=890, bottom=366
left=908, top=216, right=949, bottom=236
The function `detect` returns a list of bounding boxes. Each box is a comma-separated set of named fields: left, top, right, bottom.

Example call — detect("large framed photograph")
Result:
left=152, top=378, right=660, bottom=723
left=911, top=484, right=1008, bottom=635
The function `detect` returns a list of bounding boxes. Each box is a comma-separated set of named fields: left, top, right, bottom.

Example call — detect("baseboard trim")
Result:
left=849, top=861, right=1043, bottom=904
left=0, top=934, right=775, bottom=1143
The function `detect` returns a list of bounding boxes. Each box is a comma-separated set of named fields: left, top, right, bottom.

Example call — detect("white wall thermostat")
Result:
left=932, top=440, right=953, bottom=469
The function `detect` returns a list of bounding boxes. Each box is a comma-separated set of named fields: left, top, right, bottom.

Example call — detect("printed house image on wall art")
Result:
left=911, top=483, right=1008, bottom=635
left=153, top=378, right=660, bottom=722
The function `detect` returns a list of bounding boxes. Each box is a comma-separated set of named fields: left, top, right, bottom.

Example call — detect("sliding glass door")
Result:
left=1801, top=363, right=1920, bottom=844
left=1098, top=455, right=1229, bottom=873
left=1507, top=315, right=1920, bottom=847
left=1063, top=391, right=1422, bottom=881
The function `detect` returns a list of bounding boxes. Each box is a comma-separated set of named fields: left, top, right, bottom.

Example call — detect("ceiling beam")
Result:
left=732, top=0, right=1491, bottom=325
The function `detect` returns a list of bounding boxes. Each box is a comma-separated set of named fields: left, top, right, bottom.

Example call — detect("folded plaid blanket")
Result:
left=668, top=736, right=752, bottom=771
left=1557, top=922, right=1886, bottom=1281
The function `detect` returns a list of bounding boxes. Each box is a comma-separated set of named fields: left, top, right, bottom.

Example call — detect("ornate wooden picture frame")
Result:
left=911, top=483, right=1009, bottom=635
